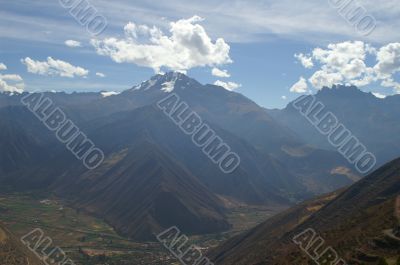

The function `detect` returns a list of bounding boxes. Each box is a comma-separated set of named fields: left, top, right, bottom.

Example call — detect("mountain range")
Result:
left=1, top=73, right=399, bottom=242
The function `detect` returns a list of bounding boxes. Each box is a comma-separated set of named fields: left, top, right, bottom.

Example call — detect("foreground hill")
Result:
left=0, top=223, right=43, bottom=265
left=211, top=157, right=400, bottom=265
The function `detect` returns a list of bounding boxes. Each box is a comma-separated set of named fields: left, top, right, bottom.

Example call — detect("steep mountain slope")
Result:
left=87, top=105, right=302, bottom=204
left=0, top=223, right=43, bottom=265
left=269, top=85, right=400, bottom=168
left=57, top=141, right=231, bottom=241
left=0, top=107, right=57, bottom=180
left=211, top=157, right=400, bottom=265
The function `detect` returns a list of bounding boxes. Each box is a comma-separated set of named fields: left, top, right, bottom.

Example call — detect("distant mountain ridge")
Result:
left=269, top=85, right=400, bottom=168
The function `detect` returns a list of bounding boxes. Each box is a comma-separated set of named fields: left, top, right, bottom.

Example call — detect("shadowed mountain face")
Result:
left=0, top=73, right=363, bottom=241
left=3, top=139, right=233, bottom=240
left=211, top=157, right=400, bottom=265
left=63, top=141, right=231, bottom=241
left=0, top=223, right=43, bottom=265
left=62, top=105, right=300, bottom=205
left=269, top=85, right=400, bottom=168
left=0, top=107, right=57, bottom=178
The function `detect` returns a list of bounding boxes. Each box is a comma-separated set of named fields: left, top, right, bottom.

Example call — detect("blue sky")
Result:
left=1, top=0, right=400, bottom=108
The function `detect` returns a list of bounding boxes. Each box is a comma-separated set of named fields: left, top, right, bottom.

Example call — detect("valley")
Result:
left=0, top=191, right=283, bottom=264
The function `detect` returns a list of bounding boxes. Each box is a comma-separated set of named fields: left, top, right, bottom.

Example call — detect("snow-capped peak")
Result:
left=161, top=72, right=181, bottom=92
left=129, top=71, right=200, bottom=93
left=161, top=80, right=176, bottom=92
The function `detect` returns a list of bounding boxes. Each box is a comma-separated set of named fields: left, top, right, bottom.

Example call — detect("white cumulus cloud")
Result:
left=380, top=78, right=400, bottom=91
left=374, top=43, right=400, bottom=91
left=0, top=66, right=24, bottom=94
left=22, top=57, right=89, bottom=78
left=0, top=79, right=24, bottom=94
left=65, top=40, right=82, bottom=48
left=0, top=63, right=24, bottom=94
left=290, top=77, right=309, bottom=93
left=375, top=43, right=400, bottom=77
left=212, top=67, right=231, bottom=78
left=91, top=16, right=232, bottom=73
left=214, top=80, right=241, bottom=91
left=0, top=74, right=23, bottom=82
left=294, top=41, right=400, bottom=94
left=295, top=53, right=314, bottom=68
left=96, top=72, right=106, bottom=78
left=309, top=70, right=343, bottom=89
